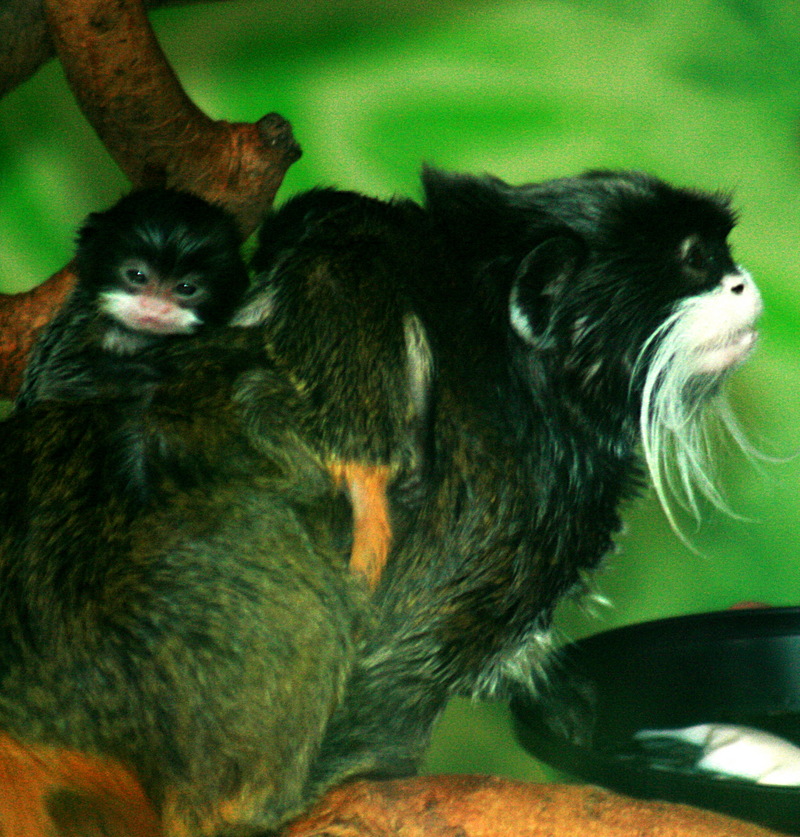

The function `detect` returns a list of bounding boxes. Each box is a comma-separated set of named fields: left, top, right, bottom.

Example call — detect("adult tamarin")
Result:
left=237, top=168, right=761, bottom=794
left=0, top=169, right=761, bottom=834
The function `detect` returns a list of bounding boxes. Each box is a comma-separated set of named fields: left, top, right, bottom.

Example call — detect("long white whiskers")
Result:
left=635, top=295, right=753, bottom=544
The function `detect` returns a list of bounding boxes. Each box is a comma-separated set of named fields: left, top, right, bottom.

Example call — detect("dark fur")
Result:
left=0, top=169, right=743, bottom=832
left=15, top=188, right=249, bottom=410
left=240, top=187, right=435, bottom=470
left=305, top=169, right=738, bottom=787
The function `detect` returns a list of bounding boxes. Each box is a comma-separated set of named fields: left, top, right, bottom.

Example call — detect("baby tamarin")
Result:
left=0, top=169, right=761, bottom=834
left=15, top=187, right=249, bottom=409
left=235, top=188, right=435, bottom=588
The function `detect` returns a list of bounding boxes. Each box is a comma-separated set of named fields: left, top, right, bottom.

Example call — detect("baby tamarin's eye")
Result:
left=125, top=267, right=149, bottom=286
left=174, top=281, right=200, bottom=298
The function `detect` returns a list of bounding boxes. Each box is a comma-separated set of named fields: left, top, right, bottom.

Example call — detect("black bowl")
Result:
left=511, top=607, right=800, bottom=834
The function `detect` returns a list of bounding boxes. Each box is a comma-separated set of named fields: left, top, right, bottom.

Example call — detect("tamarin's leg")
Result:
left=0, top=733, right=161, bottom=837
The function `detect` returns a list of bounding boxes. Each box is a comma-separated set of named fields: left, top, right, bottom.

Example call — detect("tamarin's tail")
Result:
left=329, top=460, right=393, bottom=591
left=0, top=733, right=161, bottom=836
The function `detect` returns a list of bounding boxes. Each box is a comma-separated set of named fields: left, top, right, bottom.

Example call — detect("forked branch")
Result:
left=0, top=0, right=299, bottom=399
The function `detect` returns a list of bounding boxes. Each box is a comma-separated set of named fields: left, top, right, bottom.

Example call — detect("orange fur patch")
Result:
left=329, top=461, right=392, bottom=591
left=0, top=733, right=160, bottom=836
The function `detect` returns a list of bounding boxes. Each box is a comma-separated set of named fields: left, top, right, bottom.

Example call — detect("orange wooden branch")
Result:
left=284, top=776, right=784, bottom=837
left=0, top=0, right=299, bottom=400
left=43, top=0, right=299, bottom=231
left=0, top=266, right=75, bottom=400
left=0, top=0, right=53, bottom=99
left=0, top=734, right=161, bottom=837
left=4, top=765, right=784, bottom=837
left=0, top=0, right=226, bottom=99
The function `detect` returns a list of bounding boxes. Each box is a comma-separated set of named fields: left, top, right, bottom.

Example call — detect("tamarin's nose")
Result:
left=724, top=272, right=747, bottom=295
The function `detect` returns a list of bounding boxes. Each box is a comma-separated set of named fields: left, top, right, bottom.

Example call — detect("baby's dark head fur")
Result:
left=76, top=188, right=249, bottom=326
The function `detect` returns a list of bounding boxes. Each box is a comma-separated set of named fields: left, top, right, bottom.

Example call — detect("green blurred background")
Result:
left=2, top=0, right=800, bottom=782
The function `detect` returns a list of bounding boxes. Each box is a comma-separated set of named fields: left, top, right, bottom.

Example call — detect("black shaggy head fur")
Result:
left=422, top=168, right=760, bottom=533
left=76, top=187, right=250, bottom=327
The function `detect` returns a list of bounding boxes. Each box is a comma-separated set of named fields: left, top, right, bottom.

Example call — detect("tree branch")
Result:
left=0, top=266, right=75, bottom=401
left=0, top=0, right=226, bottom=99
left=283, top=776, right=784, bottom=837
left=43, top=0, right=299, bottom=229
left=0, top=0, right=299, bottom=400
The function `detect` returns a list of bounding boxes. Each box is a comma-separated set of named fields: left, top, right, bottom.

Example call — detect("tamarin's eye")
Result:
left=125, top=267, right=149, bottom=286
left=174, top=281, right=199, bottom=298
left=680, top=236, right=708, bottom=275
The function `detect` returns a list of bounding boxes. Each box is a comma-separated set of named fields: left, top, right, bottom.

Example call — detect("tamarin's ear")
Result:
left=509, top=235, right=584, bottom=348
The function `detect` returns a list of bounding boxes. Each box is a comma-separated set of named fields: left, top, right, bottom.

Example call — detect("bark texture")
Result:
left=0, top=0, right=212, bottom=98
left=283, top=776, right=785, bottom=837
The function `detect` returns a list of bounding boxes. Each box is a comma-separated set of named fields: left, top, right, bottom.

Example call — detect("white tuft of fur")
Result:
left=635, top=270, right=762, bottom=542
left=403, top=313, right=434, bottom=421
left=473, top=622, right=557, bottom=699
left=101, top=326, right=155, bottom=354
left=230, top=285, right=278, bottom=327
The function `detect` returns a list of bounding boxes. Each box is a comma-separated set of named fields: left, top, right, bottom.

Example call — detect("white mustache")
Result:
left=634, top=269, right=762, bottom=541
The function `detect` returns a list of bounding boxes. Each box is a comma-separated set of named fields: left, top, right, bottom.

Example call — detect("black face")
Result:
left=536, top=173, right=742, bottom=382
left=423, top=168, right=761, bottom=409
left=114, top=257, right=209, bottom=308
left=75, top=188, right=250, bottom=326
